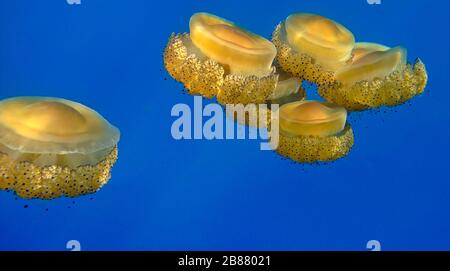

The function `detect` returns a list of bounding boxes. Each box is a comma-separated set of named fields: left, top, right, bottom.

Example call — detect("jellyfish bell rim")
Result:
left=277, top=100, right=348, bottom=137
left=352, top=42, right=390, bottom=59
left=352, top=44, right=406, bottom=66
left=336, top=45, right=407, bottom=84
left=0, top=96, right=121, bottom=155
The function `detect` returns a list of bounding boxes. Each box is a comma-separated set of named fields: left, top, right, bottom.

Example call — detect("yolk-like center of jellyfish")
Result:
left=209, top=24, right=259, bottom=49
left=336, top=43, right=407, bottom=85
left=306, top=19, right=343, bottom=43
left=279, top=100, right=347, bottom=137
left=20, top=102, right=87, bottom=136
left=190, top=12, right=276, bottom=76
left=285, top=13, right=355, bottom=70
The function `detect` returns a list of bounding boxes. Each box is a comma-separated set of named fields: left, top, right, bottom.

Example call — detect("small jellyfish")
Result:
left=164, top=12, right=284, bottom=104
left=275, top=100, right=354, bottom=163
left=318, top=42, right=428, bottom=111
left=272, top=13, right=355, bottom=85
left=0, top=97, right=120, bottom=199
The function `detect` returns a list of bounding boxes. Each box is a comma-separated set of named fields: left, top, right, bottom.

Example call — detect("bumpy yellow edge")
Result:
left=272, top=23, right=338, bottom=86
left=0, top=147, right=118, bottom=200
left=164, top=33, right=224, bottom=98
left=217, top=71, right=278, bottom=105
left=317, top=59, right=428, bottom=111
left=275, top=124, right=354, bottom=163
left=164, top=33, right=279, bottom=104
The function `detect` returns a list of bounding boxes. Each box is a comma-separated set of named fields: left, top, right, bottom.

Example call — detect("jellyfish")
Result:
left=318, top=42, right=428, bottom=111
left=274, top=100, right=354, bottom=163
left=272, top=13, right=355, bottom=85
left=0, top=97, right=120, bottom=199
left=164, top=12, right=284, bottom=105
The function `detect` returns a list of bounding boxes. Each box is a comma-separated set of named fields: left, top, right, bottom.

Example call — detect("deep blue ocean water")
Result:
left=0, top=0, right=449, bottom=251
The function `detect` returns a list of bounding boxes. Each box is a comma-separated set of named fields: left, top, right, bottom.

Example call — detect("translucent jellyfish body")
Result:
left=272, top=13, right=355, bottom=85
left=275, top=100, right=354, bottom=163
left=269, top=65, right=306, bottom=105
left=164, top=12, right=285, bottom=104
left=318, top=42, right=428, bottom=110
left=226, top=67, right=306, bottom=128
left=0, top=97, right=120, bottom=199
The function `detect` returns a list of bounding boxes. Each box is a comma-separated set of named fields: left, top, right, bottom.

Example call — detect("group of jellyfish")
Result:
left=0, top=12, right=428, bottom=200
left=164, top=12, right=428, bottom=164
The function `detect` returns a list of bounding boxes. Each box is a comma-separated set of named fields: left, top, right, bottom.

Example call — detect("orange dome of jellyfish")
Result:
left=0, top=97, right=120, bottom=199
left=274, top=100, right=354, bottom=163
left=272, top=13, right=355, bottom=85
left=164, top=12, right=302, bottom=105
left=318, top=42, right=428, bottom=111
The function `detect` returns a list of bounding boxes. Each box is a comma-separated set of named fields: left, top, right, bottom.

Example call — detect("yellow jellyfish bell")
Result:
left=190, top=13, right=276, bottom=77
left=0, top=97, right=120, bottom=199
left=318, top=42, right=428, bottom=111
left=275, top=100, right=354, bottom=163
left=164, top=12, right=280, bottom=104
left=272, top=13, right=355, bottom=85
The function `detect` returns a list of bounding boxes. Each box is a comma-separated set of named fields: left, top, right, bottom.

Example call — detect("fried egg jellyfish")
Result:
left=274, top=100, right=354, bottom=163
left=164, top=12, right=283, bottom=105
left=318, top=42, right=428, bottom=111
left=272, top=13, right=355, bottom=85
left=0, top=97, right=120, bottom=199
